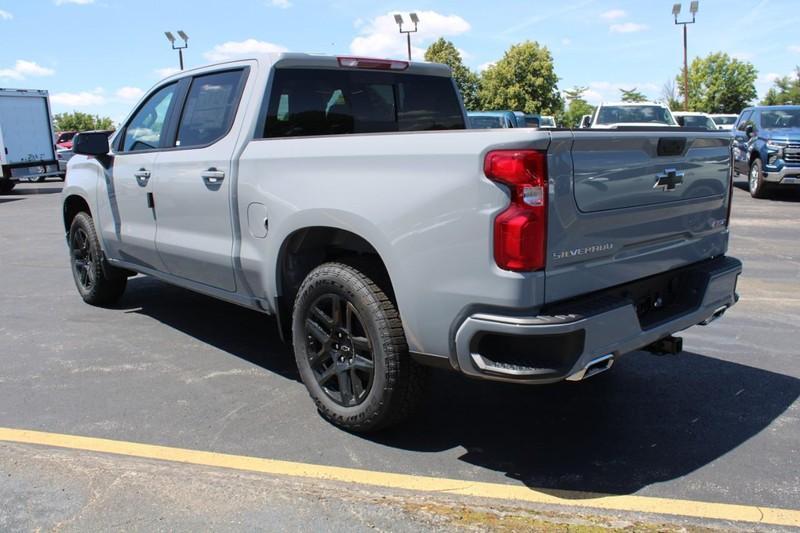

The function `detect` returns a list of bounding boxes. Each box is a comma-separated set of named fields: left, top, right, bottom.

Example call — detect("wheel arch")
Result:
left=274, top=226, right=396, bottom=342
left=63, top=193, right=92, bottom=233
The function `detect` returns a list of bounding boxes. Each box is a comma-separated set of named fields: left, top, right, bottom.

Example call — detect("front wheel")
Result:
left=68, top=212, right=127, bottom=306
left=749, top=159, right=770, bottom=199
left=292, top=262, right=426, bottom=432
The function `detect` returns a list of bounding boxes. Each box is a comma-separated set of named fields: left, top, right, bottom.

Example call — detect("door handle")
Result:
left=134, top=169, right=151, bottom=179
left=201, top=168, right=225, bottom=184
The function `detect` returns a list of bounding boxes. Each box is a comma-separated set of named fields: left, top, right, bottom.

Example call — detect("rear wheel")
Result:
left=68, top=212, right=127, bottom=306
left=0, top=179, right=15, bottom=194
left=29, top=176, right=45, bottom=183
left=749, top=159, right=770, bottom=199
left=292, top=262, right=426, bottom=432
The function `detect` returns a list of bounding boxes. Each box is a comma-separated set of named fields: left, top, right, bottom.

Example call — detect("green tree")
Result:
left=677, top=52, right=757, bottom=113
left=761, top=68, right=800, bottom=105
left=619, top=87, right=648, bottom=102
left=53, top=111, right=114, bottom=132
left=478, top=41, right=562, bottom=115
left=559, top=86, right=595, bottom=128
left=424, top=38, right=481, bottom=110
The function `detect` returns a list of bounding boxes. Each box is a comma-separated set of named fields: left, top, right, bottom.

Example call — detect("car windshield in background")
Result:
left=760, top=109, right=800, bottom=129
left=469, top=116, right=505, bottom=129
left=596, top=106, right=675, bottom=125
left=679, top=115, right=716, bottom=129
left=712, top=115, right=737, bottom=125
left=539, top=116, right=555, bottom=127
left=265, top=69, right=465, bottom=137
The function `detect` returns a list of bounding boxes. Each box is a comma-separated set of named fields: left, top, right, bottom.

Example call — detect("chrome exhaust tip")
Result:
left=566, top=354, right=614, bottom=382
left=700, top=305, right=729, bottom=326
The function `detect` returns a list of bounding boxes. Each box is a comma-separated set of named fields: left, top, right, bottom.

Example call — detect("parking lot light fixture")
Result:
left=165, top=30, right=189, bottom=71
left=673, top=2, right=698, bottom=112
left=393, top=12, right=419, bottom=61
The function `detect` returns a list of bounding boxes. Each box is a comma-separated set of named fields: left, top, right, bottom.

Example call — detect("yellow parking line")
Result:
left=1, top=426, right=798, bottom=527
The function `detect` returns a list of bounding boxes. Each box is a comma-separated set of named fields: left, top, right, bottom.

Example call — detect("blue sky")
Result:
left=1, top=0, right=797, bottom=123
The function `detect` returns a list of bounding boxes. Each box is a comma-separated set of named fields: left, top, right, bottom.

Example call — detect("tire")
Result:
left=748, top=159, right=770, bottom=199
left=68, top=212, right=127, bottom=306
left=0, top=179, right=15, bottom=194
left=30, top=176, right=45, bottom=183
left=292, top=262, right=426, bottom=432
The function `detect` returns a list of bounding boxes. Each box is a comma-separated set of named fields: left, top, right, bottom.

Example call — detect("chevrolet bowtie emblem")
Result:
left=654, top=169, right=684, bottom=191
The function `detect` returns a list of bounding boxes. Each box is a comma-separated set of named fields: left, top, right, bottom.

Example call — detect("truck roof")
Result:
left=159, top=52, right=453, bottom=82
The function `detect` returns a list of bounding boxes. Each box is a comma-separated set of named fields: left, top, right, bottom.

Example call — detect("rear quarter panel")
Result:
left=237, top=129, right=550, bottom=356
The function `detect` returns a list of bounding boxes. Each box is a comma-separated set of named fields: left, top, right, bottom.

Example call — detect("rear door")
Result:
left=152, top=67, right=249, bottom=292
left=545, top=129, right=732, bottom=303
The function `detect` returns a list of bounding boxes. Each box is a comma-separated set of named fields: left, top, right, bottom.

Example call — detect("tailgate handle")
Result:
left=657, top=138, right=686, bottom=157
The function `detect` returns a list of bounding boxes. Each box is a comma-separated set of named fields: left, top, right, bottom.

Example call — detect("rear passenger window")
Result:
left=264, top=68, right=465, bottom=138
left=175, top=69, right=245, bottom=148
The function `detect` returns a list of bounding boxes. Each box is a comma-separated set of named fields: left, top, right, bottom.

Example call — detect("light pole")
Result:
left=393, top=13, right=419, bottom=61
left=165, top=30, right=189, bottom=70
left=673, top=2, right=698, bottom=111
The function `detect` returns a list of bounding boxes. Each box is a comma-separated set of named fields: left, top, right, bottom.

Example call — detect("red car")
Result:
left=55, top=130, right=77, bottom=149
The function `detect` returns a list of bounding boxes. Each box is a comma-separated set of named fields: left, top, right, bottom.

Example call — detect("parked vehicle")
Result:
left=579, top=114, right=592, bottom=128
left=467, top=111, right=517, bottom=129
left=673, top=111, right=718, bottom=130
left=513, top=112, right=540, bottom=127
left=538, top=115, right=557, bottom=128
left=732, top=105, right=800, bottom=198
left=55, top=130, right=77, bottom=149
left=0, top=88, right=61, bottom=192
left=710, top=114, right=738, bottom=131
left=589, top=102, right=678, bottom=129
left=63, top=53, right=740, bottom=432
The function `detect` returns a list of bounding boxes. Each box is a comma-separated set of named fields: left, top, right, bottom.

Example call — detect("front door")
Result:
left=153, top=68, right=247, bottom=292
left=106, top=82, right=179, bottom=271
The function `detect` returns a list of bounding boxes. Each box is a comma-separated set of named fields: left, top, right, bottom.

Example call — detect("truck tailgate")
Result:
left=544, top=130, right=732, bottom=303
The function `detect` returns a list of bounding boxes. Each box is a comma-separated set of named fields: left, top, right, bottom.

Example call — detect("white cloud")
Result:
left=0, top=60, right=55, bottom=80
left=609, top=22, right=648, bottom=33
left=115, top=86, right=144, bottom=101
left=731, top=51, right=754, bottom=61
left=478, top=61, right=496, bottom=72
left=204, top=39, right=288, bottom=62
left=561, top=38, right=572, bottom=46
left=601, top=9, right=626, bottom=20
left=54, top=0, right=94, bottom=5
left=788, top=45, right=800, bottom=53
left=350, top=11, right=470, bottom=61
left=268, top=0, right=291, bottom=7
left=154, top=66, right=181, bottom=78
left=51, top=88, right=106, bottom=107
left=0, top=9, right=12, bottom=20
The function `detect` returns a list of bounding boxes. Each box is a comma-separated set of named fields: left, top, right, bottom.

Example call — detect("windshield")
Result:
left=760, top=109, right=800, bottom=129
left=539, top=116, right=555, bottom=127
left=596, top=105, right=676, bottom=126
left=469, top=116, right=505, bottom=129
left=678, top=115, right=716, bottom=129
left=712, top=115, right=737, bottom=125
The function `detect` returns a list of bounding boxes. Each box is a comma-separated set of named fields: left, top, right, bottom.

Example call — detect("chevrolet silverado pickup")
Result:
left=62, top=53, right=741, bottom=432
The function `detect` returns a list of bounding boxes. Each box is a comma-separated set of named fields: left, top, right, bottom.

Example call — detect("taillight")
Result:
left=484, top=150, right=548, bottom=272
left=337, top=56, right=409, bottom=70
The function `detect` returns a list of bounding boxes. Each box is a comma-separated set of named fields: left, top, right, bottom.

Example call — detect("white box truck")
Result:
left=0, top=88, right=61, bottom=193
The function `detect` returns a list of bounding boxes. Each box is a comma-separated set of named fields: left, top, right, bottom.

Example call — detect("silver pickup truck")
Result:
left=63, top=53, right=741, bottom=432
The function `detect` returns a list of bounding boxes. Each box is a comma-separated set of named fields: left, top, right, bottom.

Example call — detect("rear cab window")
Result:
left=263, top=68, right=465, bottom=138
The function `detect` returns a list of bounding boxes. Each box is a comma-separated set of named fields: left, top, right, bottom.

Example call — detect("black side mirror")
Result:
left=745, top=124, right=754, bottom=138
left=73, top=131, right=110, bottom=156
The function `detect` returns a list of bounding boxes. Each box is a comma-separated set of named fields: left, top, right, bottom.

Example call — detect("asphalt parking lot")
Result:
left=1, top=179, right=799, bottom=530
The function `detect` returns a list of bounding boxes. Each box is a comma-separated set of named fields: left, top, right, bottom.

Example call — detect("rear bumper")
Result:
left=452, top=256, right=742, bottom=384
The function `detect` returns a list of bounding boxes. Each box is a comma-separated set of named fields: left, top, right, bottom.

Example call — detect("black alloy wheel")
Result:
left=304, top=293, right=375, bottom=407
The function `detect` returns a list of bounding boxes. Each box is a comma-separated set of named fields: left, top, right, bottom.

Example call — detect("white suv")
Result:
left=590, top=102, right=678, bottom=129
